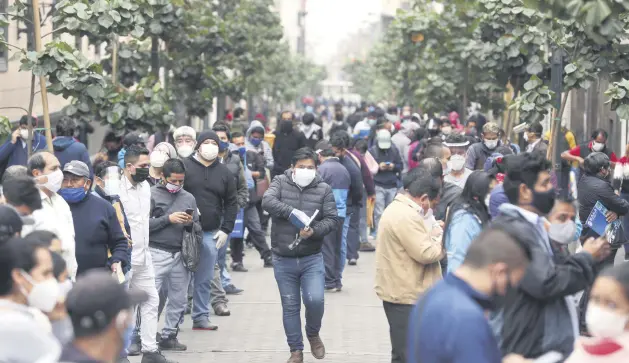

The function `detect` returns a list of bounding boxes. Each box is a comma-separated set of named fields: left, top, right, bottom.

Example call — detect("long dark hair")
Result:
left=443, top=171, right=493, bottom=243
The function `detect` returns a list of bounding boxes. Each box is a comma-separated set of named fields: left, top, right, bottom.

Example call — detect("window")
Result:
left=0, top=0, right=8, bottom=72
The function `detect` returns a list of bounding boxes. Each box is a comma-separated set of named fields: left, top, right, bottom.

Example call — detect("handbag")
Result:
left=182, top=222, right=202, bottom=272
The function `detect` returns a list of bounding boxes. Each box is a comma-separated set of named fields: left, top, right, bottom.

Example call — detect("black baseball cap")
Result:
left=66, top=270, right=147, bottom=337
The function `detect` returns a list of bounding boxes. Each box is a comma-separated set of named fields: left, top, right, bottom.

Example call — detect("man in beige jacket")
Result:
left=375, top=167, right=445, bottom=363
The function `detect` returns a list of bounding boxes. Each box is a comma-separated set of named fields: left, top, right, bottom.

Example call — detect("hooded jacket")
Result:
left=244, top=149, right=266, bottom=205
left=434, top=182, right=463, bottom=221
left=245, top=120, right=274, bottom=169
left=299, top=122, right=323, bottom=149
left=318, top=157, right=350, bottom=218
left=0, top=132, right=47, bottom=174
left=490, top=203, right=596, bottom=358
left=221, top=148, right=249, bottom=209
left=465, top=142, right=499, bottom=171
left=262, top=169, right=338, bottom=258
left=92, top=186, right=132, bottom=274
left=149, top=183, right=201, bottom=252
left=272, top=122, right=307, bottom=177
left=578, top=173, right=629, bottom=236
left=53, top=136, right=92, bottom=175
left=182, top=130, right=238, bottom=233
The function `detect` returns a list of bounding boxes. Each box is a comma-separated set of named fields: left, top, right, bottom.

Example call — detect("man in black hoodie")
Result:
left=299, top=112, right=323, bottom=149
left=182, top=130, right=238, bottom=331
left=272, top=111, right=307, bottom=179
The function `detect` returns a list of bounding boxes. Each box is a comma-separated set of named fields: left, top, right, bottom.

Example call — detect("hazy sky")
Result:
left=306, top=0, right=381, bottom=64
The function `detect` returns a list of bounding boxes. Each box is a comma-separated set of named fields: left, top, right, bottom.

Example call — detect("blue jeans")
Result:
left=273, top=253, right=325, bottom=351
left=192, top=231, right=219, bottom=322
left=340, top=212, right=350, bottom=275
left=217, top=237, right=233, bottom=288
left=359, top=189, right=369, bottom=243
left=374, top=185, right=397, bottom=235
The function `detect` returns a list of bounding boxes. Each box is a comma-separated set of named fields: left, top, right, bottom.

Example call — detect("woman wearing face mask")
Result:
left=148, top=142, right=177, bottom=185
left=443, top=171, right=496, bottom=274
left=261, top=147, right=339, bottom=363
left=566, top=263, right=629, bottom=362
left=562, top=128, right=618, bottom=170
left=60, top=160, right=129, bottom=277
left=173, top=126, right=197, bottom=159
left=0, top=237, right=62, bottom=363
left=443, top=134, right=472, bottom=189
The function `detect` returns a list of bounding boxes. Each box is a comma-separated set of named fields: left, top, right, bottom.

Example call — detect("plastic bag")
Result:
left=182, top=222, right=202, bottom=272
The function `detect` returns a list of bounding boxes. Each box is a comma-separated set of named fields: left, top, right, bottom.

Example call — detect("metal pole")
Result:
left=550, top=46, right=564, bottom=195
left=31, top=0, right=53, bottom=152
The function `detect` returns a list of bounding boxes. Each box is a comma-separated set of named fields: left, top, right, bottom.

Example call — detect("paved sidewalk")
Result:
left=131, top=249, right=391, bottom=363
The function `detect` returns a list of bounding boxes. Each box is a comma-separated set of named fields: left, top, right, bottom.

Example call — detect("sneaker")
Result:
left=158, top=335, right=187, bottom=351
left=287, top=350, right=304, bottom=363
left=359, top=242, right=376, bottom=252
left=264, top=257, right=273, bottom=268
left=141, top=351, right=176, bottom=363
left=214, top=303, right=231, bottom=316
left=336, top=286, right=342, bottom=292
left=307, top=335, right=326, bottom=359
left=192, top=320, right=219, bottom=331
left=224, top=284, right=244, bottom=295
left=231, top=263, right=248, bottom=272
left=118, top=358, right=131, bottom=363
left=348, top=258, right=357, bottom=266
left=128, top=339, right=141, bottom=356
left=325, top=285, right=336, bottom=292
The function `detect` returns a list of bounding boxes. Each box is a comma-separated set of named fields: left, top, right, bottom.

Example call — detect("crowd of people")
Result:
left=0, top=103, right=628, bottom=363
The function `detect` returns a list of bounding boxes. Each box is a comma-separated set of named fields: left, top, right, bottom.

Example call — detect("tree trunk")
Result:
left=26, top=74, right=36, bottom=157
left=461, top=61, right=468, bottom=122
left=151, top=36, right=159, bottom=78
left=549, top=91, right=571, bottom=164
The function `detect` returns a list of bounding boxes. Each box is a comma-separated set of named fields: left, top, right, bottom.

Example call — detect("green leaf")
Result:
left=128, top=104, right=144, bottom=120
left=98, top=14, right=114, bottom=28
left=526, top=62, right=543, bottom=75
left=149, top=21, right=163, bottom=34
left=119, top=49, right=133, bottom=59
left=110, top=10, right=122, bottom=23
left=565, top=63, right=577, bottom=74
left=524, top=76, right=542, bottom=91
left=616, top=104, right=629, bottom=120
left=85, top=85, right=105, bottom=100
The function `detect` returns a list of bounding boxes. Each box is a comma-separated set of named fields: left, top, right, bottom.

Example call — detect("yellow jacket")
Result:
left=374, top=193, right=445, bottom=305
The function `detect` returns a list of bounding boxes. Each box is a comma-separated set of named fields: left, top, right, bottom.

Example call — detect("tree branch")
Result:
left=0, top=40, right=25, bottom=52
left=41, top=26, right=66, bottom=38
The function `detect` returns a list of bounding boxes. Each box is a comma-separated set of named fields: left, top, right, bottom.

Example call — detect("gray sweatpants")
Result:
left=210, top=263, right=228, bottom=308
left=151, top=248, right=191, bottom=337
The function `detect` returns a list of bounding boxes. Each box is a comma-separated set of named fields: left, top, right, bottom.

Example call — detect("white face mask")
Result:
left=592, top=142, right=605, bottom=152
left=448, top=154, right=466, bottom=171
left=586, top=303, right=629, bottom=338
left=484, top=139, right=498, bottom=150
left=442, top=126, right=452, bottom=135
left=20, top=271, right=60, bottom=313
left=199, top=143, right=219, bottom=161
left=177, top=145, right=194, bottom=158
left=149, top=151, right=169, bottom=168
left=37, top=169, right=64, bottom=193
left=103, top=179, right=121, bottom=196
left=19, top=129, right=29, bottom=140
left=58, top=280, right=73, bottom=300
left=548, top=220, right=577, bottom=245
left=523, top=132, right=529, bottom=142
left=293, top=168, right=316, bottom=188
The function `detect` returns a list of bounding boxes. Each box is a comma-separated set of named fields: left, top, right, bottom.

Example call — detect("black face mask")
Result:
left=531, top=187, right=556, bottom=215
left=132, top=167, right=150, bottom=183
left=280, top=120, right=293, bottom=133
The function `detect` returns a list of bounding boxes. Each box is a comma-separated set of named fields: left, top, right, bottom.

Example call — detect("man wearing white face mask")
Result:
left=27, top=151, right=77, bottom=280
left=173, top=126, right=197, bottom=159
left=182, top=130, right=238, bottom=331
left=465, top=122, right=501, bottom=171
left=562, top=128, right=618, bottom=170
left=0, top=236, right=62, bottom=363
left=444, top=134, right=473, bottom=189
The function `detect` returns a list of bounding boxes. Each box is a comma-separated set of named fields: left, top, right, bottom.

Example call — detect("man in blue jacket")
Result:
left=0, top=115, right=47, bottom=175
left=52, top=117, right=92, bottom=175
left=317, top=144, right=350, bottom=291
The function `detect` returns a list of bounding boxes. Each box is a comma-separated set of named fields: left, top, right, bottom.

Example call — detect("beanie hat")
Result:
left=195, top=130, right=220, bottom=151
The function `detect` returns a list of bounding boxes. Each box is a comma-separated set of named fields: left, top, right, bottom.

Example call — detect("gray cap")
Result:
left=63, top=160, right=90, bottom=178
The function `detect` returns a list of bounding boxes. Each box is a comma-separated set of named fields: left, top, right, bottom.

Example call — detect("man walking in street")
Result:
left=149, top=158, right=200, bottom=351
left=118, top=145, right=171, bottom=363
left=262, top=147, right=338, bottom=363
left=182, top=130, right=238, bottom=331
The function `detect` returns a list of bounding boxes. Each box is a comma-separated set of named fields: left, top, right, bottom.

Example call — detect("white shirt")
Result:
left=24, top=190, right=77, bottom=280
left=118, top=175, right=151, bottom=266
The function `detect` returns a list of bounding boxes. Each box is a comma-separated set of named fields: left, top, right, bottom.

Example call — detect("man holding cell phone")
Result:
left=148, top=158, right=201, bottom=353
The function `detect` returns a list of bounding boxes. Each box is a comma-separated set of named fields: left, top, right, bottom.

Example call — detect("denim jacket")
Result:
left=444, top=209, right=482, bottom=273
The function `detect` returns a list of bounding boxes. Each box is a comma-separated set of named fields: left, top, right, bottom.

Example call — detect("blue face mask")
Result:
left=250, top=138, right=262, bottom=147
left=219, top=140, right=230, bottom=151
left=58, top=187, right=87, bottom=203
left=238, top=146, right=246, bottom=159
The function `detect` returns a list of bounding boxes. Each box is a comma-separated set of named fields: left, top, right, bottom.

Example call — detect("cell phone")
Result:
left=533, top=351, right=563, bottom=363
left=385, top=162, right=392, bottom=165
left=185, top=208, right=194, bottom=216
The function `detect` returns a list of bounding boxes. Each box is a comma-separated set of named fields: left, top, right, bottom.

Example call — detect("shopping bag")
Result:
left=230, top=209, right=245, bottom=238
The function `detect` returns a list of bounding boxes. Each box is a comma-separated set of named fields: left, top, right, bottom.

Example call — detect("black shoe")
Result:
left=141, top=351, right=176, bottom=363
left=128, top=341, right=141, bottom=356
left=184, top=297, right=192, bottom=315
left=264, top=257, right=273, bottom=268
left=348, top=258, right=357, bottom=266
left=224, top=284, right=244, bottom=295
left=359, top=242, right=376, bottom=252
left=232, top=262, right=248, bottom=272
left=324, top=286, right=336, bottom=292
left=192, top=320, right=219, bottom=331
left=118, top=358, right=131, bottom=363
left=214, top=303, right=231, bottom=316
left=158, top=335, right=187, bottom=351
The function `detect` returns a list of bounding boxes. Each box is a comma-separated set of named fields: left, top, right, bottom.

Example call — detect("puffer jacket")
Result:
left=262, top=169, right=338, bottom=258
left=490, top=203, right=596, bottom=359
left=221, top=148, right=249, bottom=209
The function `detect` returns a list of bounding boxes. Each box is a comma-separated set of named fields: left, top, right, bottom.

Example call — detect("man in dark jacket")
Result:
left=299, top=112, right=323, bottom=149
left=262, top=147, right=337, bottom=363
left=52, top=117, right=92, bottom=175
left=59, top=160, right=128, bottom=276
left=348, top=141, right=376, bottom=253
left=272, top=111, right=307, bottom=178
left=369, top=127, right=403, bottom=235
left=182, top=130, right=238, bottom=330
left=149, top=158, right=200, bottom=351
left=0, top=115, right=47, bottom=179
left=465, top=122, right=501, bottom=170
left=329, top=132, right=364, bottom=270
left=232, top=133, right=272, bottom=269
left=316, top=145, right=350, bottom=291
left=491, top=152, right=609, bottom=359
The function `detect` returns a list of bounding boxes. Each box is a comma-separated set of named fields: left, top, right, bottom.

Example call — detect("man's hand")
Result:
left=169, top=212, right=190, bottom=224
left=606, top=211, right=618, bottom=222
left=111, top=261, right=121, bottom=273
left=379, top=162, right=388, bottom=171
left=299, top=227, right=314, bottom=239
left=582, top=237, right=612, bottom=261
left=251, top=171, right=261, bottom=178
left=430, top=225, right=443, bottom=238
left=387, top=163, right=395, bottom=170
left=502, top=354, right=531, bottom=363
left=368, top=195, right=375, bottom=204
left=10, top=128, right=20, bottom=144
